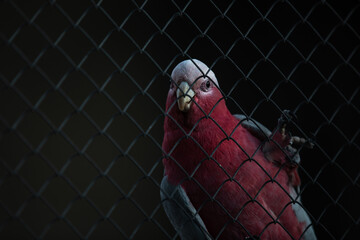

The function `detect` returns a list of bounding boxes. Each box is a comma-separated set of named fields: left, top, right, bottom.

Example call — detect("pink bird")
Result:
left=160, top=59, right=316, bottom=240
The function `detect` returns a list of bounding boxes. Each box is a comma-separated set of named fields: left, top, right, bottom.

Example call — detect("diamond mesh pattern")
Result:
left=0, top=0, right=359, bottom=239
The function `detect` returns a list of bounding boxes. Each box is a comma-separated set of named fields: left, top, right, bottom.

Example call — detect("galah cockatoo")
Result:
left=160, top=59, right=317, bottom=240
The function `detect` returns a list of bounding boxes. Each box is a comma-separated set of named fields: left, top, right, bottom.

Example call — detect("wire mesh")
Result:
left=0, top=0, right=359, bottom=239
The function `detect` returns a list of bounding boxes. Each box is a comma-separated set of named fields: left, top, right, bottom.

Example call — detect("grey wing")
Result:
left=233, top=114, right=271, bottom=141
left=290, top=188, right=317, bottom=240
left=160, top=176, right=212, bottom=240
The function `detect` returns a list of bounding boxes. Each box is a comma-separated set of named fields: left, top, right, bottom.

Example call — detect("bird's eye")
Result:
left=201, top=80, right=212, bottom=92
left=206, top=80, right=211, bottom=88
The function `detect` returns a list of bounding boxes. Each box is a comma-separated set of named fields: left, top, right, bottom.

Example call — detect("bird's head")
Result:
left=165, top=59, right=228, bottom=129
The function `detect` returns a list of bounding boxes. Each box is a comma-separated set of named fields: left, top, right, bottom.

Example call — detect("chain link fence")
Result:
left=0, top=0, right=359, bottom=239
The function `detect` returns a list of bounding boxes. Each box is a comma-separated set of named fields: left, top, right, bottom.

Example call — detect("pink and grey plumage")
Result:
left=160, top=59, right=316, bottom=240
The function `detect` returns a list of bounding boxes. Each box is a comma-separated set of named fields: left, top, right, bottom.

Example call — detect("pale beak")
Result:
left=176, top=81, right=195, bottom=112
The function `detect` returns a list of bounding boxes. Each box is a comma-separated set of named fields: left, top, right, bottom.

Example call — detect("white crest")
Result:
left=171, top=59, right=219, bottom=87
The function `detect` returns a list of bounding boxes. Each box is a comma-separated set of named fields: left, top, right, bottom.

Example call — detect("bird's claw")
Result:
left=290, top=136, right=314, bottom=149
left=277, top=110, right=314, bottom=149
left=278, top=110, right=297, bottom=126
left=278, top=110, right=296, bottom=140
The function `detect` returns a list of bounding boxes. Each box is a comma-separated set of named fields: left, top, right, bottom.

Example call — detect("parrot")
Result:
left=160, top=59, right=317, bottom=240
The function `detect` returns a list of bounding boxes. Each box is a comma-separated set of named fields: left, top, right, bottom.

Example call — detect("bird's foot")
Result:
left=278, top=110, right=314, bottom=149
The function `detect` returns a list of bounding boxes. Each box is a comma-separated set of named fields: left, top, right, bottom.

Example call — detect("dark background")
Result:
left=0, top=0, right=359, bottom=239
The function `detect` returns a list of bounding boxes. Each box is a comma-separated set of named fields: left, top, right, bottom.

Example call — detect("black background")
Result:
left=0, top=0, right=359, bottom=239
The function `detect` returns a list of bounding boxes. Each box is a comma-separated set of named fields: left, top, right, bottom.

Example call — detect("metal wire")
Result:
left=0, top=0, right=359, bottom=239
